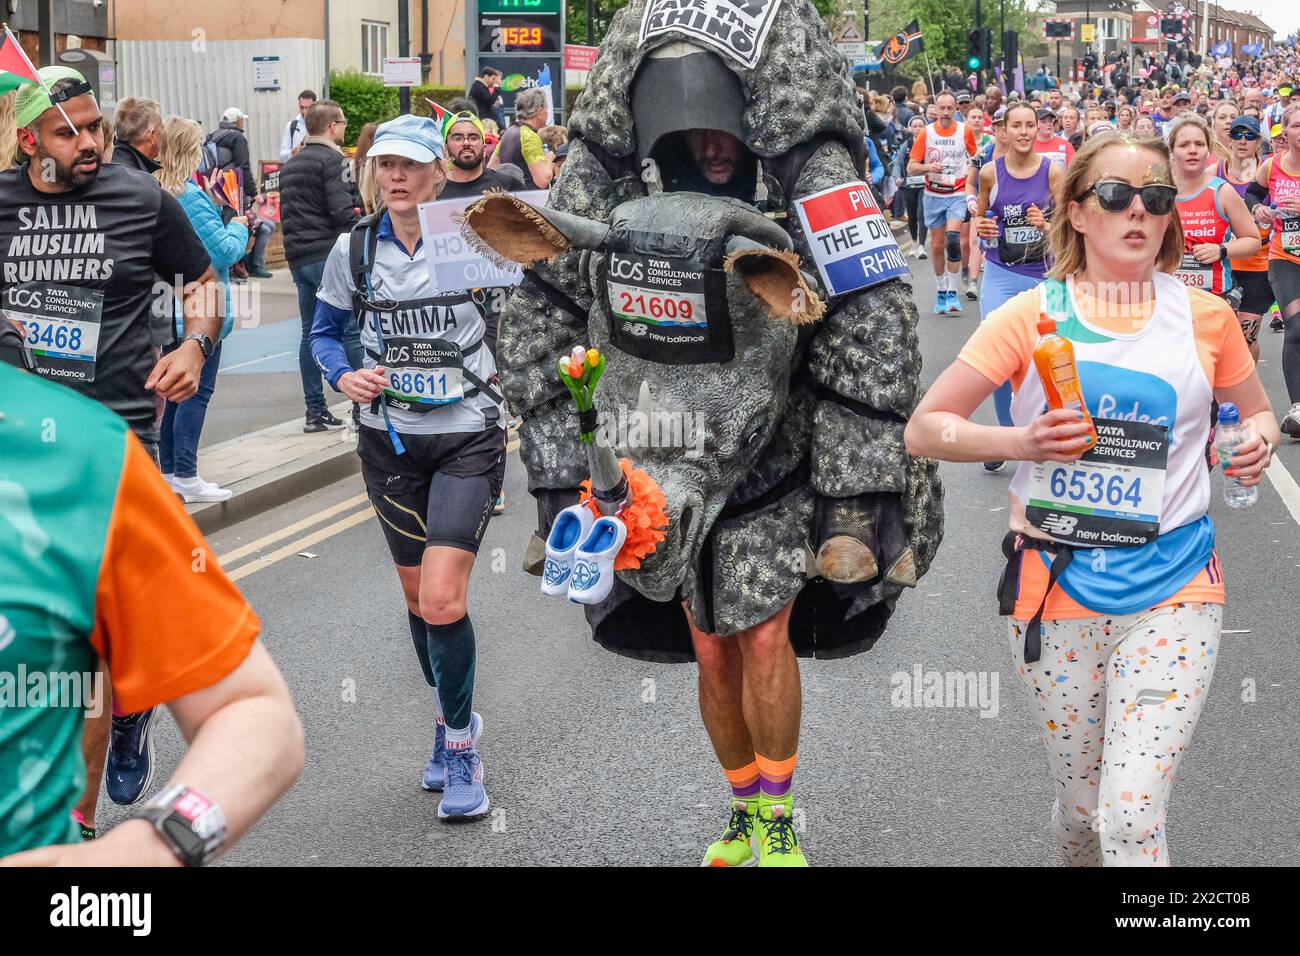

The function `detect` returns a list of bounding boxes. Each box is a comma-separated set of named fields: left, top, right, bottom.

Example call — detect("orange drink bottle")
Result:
left=1032, top=314, right=1096, bottom=448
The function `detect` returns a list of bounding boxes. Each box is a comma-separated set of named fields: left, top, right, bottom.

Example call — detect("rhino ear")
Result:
left=723, top=245, right=825, bottom=325
left=459, top=191, right=608, bottom=268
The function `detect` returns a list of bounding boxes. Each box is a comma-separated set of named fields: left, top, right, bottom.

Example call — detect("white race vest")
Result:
left=922, top=121, right=968, bottom=196
left=1009, top=273, right=1213, bottom=545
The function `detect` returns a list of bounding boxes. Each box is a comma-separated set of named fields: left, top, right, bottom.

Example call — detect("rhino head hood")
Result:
left=461, top=189, right=824, bottom=601
left=569, top=0, right=865, bottom=172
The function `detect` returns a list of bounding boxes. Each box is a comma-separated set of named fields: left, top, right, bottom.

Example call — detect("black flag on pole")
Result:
left=876, top=19, right=924, bottom=67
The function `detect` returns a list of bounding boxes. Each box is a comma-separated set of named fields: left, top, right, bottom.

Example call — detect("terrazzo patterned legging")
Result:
left=1009, top=603, right=1222, bottom=867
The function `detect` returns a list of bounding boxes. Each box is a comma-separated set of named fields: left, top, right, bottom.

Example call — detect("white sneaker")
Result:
left=170, top=475, right=233, bottom=503
left=568, top=515, right=628, bottom=605
left=541, top=504, right=595, bottom=596
left=916, top=248, right=928, bottom=260
left=965, top=277, right=979, bottom=300
left=1282, top=403, right=1300, bottom=440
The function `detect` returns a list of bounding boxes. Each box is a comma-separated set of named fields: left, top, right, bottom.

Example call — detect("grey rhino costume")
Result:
left=481, top=0, right=943, bottom=661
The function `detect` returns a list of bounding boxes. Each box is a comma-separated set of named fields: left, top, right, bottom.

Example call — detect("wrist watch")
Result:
left=137, top=785, right=227, bottom=866
left=1219, top=243, right=1229, bottom=261
left=181, top=332, right=215, bottom=360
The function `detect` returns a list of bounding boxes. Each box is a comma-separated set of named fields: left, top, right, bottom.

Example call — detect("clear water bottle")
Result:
left=1216, top=402, right=1258, bottom=508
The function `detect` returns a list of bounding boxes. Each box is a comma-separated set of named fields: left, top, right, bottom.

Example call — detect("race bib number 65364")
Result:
left=1025, top=417, right=1168, bottom=547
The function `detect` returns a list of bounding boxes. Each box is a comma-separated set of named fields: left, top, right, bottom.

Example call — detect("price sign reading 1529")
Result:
left=478, top=14, right=562, bottom=53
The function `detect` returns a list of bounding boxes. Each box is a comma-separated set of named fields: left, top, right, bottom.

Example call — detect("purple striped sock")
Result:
left=759, top=774, right=792, bottom=798
left=732, top=778, right=761, bottom=799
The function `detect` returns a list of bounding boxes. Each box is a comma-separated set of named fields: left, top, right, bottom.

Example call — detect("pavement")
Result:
left=97, top=240, right=1300, bottom=866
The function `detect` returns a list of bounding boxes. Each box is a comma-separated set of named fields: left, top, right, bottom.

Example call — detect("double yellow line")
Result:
left=219, top=493, right=375, bottom=582
left=217, top=421, right=519, bottom=582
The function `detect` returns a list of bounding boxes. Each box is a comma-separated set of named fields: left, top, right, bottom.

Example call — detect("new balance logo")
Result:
left=1133, top=688, right=1177, bottom=706
left=1039, top=513, right=1078, bottom=536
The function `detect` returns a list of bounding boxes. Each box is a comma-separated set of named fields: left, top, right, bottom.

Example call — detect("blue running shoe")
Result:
left=421, top=723, right=447, bottom=792
left=947, top=290, right=963, bottom=313
left=438, top=745, right=489, bottom=820
left=933, top=290, right=946, bottom=314
left=423, top=712, right=482, bottom=792
left=106, top=708, right=157, bottom=805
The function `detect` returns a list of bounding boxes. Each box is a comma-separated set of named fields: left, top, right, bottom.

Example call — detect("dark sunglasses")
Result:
left=1079, top=180, right=1177, bottom=215
left=1229, top=129, right=1261, bottom=140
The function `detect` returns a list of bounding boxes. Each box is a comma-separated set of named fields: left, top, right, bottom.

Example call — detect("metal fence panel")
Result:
left=118, top=37, right=327, bottom=167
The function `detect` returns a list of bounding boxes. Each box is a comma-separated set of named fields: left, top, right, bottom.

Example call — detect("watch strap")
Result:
left=139, top=785, right=227, bottom=867
left=182, top=333, right=214, bottom=359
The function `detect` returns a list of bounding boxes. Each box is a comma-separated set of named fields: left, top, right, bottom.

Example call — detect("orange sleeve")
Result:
left=89, top=433, right=260, bottom=714
left=1188, top=290, right=1255, bottom=389
left=909, top=129, right=927, bottom=163
left=956, top=288, right=1039, bottom=390
left=964, top=126, right=978, bottom=155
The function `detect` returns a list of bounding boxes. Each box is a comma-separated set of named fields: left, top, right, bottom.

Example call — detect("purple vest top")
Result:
left=988, top=155, right=1053, bottom=277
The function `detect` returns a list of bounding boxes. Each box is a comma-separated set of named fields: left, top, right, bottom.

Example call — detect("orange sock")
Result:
left=723, top=760, right=760, bottom=799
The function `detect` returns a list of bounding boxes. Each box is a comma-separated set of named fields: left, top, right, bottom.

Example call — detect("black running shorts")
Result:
left=358, top=424, right=506, bottom=565
left=1234, top=268, right=1273, bottom=320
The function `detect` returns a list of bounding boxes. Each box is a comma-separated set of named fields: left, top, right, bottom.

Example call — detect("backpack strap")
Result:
left=349, top=212, right=382, bottom=313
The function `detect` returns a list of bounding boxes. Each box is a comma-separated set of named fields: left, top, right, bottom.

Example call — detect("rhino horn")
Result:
left=722, top=238, right=825, bottom=326
left=460, top=192, right=609, bottom=268
left=637, top=380, right=658, bottom=420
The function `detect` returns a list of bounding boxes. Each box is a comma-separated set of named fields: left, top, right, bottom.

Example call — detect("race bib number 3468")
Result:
left=3, top=283, right=104, bottom=383
left=1025, top=417, right=1168, bottom=547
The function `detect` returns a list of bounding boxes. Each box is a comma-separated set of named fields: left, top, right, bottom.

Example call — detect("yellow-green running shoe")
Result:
left=700, top=797, right=758, bottom=867
left=755, top=793, right=808, bottom=867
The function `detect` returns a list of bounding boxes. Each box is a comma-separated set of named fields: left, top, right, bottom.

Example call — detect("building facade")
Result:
left=105, top=0, right=469, bottom=165
left=1045, top=1, right=1275, bottom=73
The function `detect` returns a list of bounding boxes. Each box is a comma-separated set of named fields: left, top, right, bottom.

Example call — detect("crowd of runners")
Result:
left=1, top=19, right=1298, bottom=869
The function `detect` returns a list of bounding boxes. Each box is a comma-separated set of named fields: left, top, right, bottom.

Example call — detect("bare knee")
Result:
left=419, top=590, right=467, bottom=626
left=736, top=616, right=792, bottom=659
left=695, top=632, right=741, bottom=683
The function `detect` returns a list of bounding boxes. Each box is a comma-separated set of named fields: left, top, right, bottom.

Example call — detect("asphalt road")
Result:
left=97, top=259, right=1300, bottom=866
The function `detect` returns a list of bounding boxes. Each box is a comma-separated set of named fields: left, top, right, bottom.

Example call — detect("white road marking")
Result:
left=221, top=349, right=296, bottom=371
left=1266, top=455, right=1300, bottom=529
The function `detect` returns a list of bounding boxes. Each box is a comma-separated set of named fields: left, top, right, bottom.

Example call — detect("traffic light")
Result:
left=967, top=28, right=992, bottom=70
left=1002, top=30, right=1019, bottom=73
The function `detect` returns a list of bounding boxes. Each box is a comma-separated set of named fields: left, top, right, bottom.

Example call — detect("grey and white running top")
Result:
left=316, top=214, right=503, bottom=436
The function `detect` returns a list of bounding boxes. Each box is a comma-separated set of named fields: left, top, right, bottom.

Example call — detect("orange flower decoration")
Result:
left=577, top=458, right=669, bottom=571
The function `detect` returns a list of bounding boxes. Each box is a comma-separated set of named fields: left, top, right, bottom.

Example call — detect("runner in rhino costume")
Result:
left=475, top=0, right=943, bottom=865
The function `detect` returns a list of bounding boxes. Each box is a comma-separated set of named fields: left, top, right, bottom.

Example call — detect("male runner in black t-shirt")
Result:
left=437, top=110, right=521, bottom=201
left=0, top=66, right=222, bottom=829
left=0, top=67, right=219, bottom=462
left=435, top=110, right=523, bottom=514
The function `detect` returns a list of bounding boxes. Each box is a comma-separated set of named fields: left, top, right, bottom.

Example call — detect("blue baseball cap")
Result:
left=1230, top=115, right=1262, bottom=136
left=368, top=114, right=444, bottom=163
